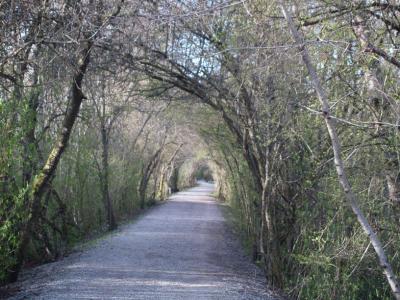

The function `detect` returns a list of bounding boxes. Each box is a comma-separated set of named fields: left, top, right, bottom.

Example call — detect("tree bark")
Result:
left=7, top=40, right=93, bottom=282
left=352, top=13, right=400, bottom=207
left=138, top=147, right=164, bottom=209
left=158, top=144, right=182, bottom=199
left=260, top=143, right=283, bottom=288
left=352, top=14, right=400, bottom=69
left=101, top=125, right=117, bottom=231
left=279, top=2, right=400, bottom=299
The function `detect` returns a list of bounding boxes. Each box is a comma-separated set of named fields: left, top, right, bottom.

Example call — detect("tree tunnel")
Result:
left=2, top=1, right=400, bottom=299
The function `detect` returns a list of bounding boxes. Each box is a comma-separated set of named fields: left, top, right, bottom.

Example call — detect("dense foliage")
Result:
left=1, top=1, right=400, bottom=299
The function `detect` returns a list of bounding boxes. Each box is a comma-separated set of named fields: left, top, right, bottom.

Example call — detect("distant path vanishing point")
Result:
left=8, top=181, right=278, bottom=300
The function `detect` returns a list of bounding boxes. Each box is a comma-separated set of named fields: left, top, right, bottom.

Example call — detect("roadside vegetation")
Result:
left=1, top=1, right=400, bottom=299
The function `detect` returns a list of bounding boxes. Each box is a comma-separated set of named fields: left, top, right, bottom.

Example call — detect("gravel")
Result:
left=6, top=181, right=278, bottom=300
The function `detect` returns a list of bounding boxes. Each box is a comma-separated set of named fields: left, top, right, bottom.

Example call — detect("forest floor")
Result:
left=5, top=181, right=278, bottom=299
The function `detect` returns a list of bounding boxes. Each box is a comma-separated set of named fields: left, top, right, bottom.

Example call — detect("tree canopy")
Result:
left=1, top=1, right=400, bottom=299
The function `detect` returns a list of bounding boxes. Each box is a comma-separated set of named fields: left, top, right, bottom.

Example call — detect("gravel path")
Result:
left=7, top=181, right=277, bottom=299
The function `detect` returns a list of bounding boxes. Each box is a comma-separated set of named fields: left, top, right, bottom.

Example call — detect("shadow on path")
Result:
left=7, top=181, right=277, bottom=300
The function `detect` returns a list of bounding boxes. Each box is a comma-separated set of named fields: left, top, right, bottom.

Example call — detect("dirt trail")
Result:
left=8, top=181, right=277, bottom=299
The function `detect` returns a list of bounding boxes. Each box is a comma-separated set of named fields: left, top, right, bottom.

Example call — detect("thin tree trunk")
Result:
left=101, top=125, right=117, bottom=231
left=260, top=143, right=283, bottom=288
left=279, top=3, right=400, bottom=298
left=7, top=40, right=93, bottom=282
left=138, top=147, right=163, bottom=209
left=22, top=65, right=40, bottom=187
left=352, top=14, right=400, bottom=207
left=158, top=144, right=182, bottom=199
left=352, top=14, right=400, bottom=69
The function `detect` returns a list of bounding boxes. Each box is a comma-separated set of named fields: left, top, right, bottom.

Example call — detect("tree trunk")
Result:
left=158, top=144, right=182, bottom=199
left=22, top=67, right=40, bottom=188
left=101, top=125, right=117, bottom=231
left=138, top=146, right=164, bottom=209
left=260, top=143, right=283, bottom=288
left=279, top=3, right=400, bottom=298
left=138, top=176, right=147, bottom=210
left=7, top=40, right=93, bottom=283
left=169, top=165, right=179, bottom=193
left=353, top=14, right=400, bottom=207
